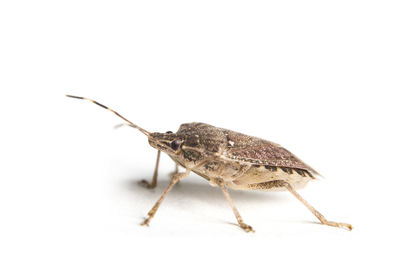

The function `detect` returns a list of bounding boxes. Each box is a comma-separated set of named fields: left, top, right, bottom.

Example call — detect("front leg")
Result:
left=139, top=150, right=161, bottom=189
left=141, top=169, right=191, bottom=226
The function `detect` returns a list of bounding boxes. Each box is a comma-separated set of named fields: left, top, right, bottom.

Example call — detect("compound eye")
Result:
left=171, top=140, right=183, bottom=150
left=166, top=131, right=173, bottom=134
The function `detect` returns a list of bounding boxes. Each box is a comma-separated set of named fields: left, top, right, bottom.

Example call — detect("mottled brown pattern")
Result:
left=248, top=180, right=287, bottom=190
left=281, top=167, right=293, bottom=174
left=265, top=165, right=278, bottom=172
left=294, top=169, right=305, bottom=176
left=177, top=123, right=226, bottom=153
left=68, top=96, right=352, bottom=232
left=204, top=161, right=219, bottom=171
left=176, top=123, right=318, bottom=176
left=228, top=143, right=315, bottom=172
left=182, top=149, right=202, bottom=162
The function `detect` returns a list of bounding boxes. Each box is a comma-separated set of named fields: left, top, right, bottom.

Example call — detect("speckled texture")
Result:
left=176, top=122, right=318, bottom=175
left=147, top=122, right=319, bottom=191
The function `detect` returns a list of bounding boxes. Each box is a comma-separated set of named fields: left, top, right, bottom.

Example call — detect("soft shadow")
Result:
left=121, top=173, right=286, bottom=203
left=118, top=173, right=331, bottom=230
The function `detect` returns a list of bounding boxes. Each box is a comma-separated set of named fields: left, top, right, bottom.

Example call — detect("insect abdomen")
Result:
left=227, top=165, right=314, bottom=191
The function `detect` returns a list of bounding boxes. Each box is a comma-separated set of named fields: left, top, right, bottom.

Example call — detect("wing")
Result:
left=177, top=122, right=319, bottom=176
left=222, top=128, right=320, bottom=176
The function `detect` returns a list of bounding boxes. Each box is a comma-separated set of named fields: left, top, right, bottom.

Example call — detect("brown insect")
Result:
left=67, top=95, right=352, bottom=232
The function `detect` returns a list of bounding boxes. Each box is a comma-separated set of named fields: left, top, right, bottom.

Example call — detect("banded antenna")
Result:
left=66, top=95, right=150, bottom=136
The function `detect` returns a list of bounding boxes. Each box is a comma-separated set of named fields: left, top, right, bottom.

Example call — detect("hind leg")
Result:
left=250, top=180, right=352, bottom=230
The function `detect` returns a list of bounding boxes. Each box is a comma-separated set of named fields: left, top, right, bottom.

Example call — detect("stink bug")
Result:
left=66, top=95, right=352, bottom=232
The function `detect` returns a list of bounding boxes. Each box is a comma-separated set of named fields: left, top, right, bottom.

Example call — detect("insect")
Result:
left=66, top=95, right=352, bottom=232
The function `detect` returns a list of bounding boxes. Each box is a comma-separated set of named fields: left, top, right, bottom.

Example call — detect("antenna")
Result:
left=66, top=95, right=150, bottom=136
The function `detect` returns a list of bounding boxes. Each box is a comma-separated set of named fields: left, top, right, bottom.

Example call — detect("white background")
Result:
left=1, top=1, right=399, bottom=266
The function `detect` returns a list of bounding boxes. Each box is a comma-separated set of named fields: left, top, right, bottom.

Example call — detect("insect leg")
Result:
left=173, top=163, right=179, bottom=176
left=250, top=180, right=352, bottom=231
left=139, top=150, right=161, bottom=189
left=141, top=169, right=191, bottom=226
left=168, top=163, right=180, bottom=184
left=214, top=179, right=254, bottom=233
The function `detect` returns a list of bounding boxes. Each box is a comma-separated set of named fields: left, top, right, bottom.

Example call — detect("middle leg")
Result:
left=214, top=179, right=254, bottom=233
left=169, top=163, right=179, bottom=181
